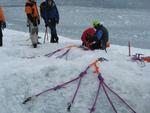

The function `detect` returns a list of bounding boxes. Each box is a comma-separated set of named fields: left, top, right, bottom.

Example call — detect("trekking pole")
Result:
left=43, top=27, right=46, bottom=43
left=44, top=27, right=48, bottom=43
left=128, top=41, right=131, bottom=56
left=46, top=27, right=49, bottom=41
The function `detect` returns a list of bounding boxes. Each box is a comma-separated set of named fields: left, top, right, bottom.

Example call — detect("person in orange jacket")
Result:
left=0, top=6, right=6, bottom=47
left=25, top=0, right=40, bottom=48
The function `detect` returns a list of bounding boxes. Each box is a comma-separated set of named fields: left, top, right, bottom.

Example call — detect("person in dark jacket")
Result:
left=0, top=6, right=6, bottom=47
left=40, top=0, right=59, bottom=43
left=25, top=0, right=40, bottom=48
left=92, top=20, right=109, bottom=50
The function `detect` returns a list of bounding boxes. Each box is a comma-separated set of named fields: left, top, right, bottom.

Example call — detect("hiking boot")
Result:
left=38, top=36, right=42, bottom=39
left=50, top=40, right=56, bottom=43
left=37, top=41, right=41, bottom=44
left=0, top=39, right=2, bottom=47
left=50, top=38, right=57, bottom=43
left=33, top=44, right=37, bottom=48
left=55, top=37, right=59, bottom=43
left=50, top=36, right=59, bottom=43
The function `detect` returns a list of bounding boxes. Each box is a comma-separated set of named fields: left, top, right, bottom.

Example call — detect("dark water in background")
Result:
left=1, top=0, right=150, bottom=49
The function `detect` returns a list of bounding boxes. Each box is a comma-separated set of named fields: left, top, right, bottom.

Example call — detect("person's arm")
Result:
left=0, top=7, right=6, bottom=29
left=96, top=30, right=103, bottom=40
left=55, top=6, right=59, bottom=24
left=40, top=3, right=43, bottom=18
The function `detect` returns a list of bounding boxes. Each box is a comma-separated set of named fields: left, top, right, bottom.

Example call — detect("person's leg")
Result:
left=49, top=23, right=59, bottom=43
left=28, top=21, right=31, bottom=34
left=101, top=40, right=107, bottom=50
left=90, top=41, right=101, bottom=50
left=90, top=44, right=96, bottom=50
left=36, top=26, right=41, bottom=44
left=0, top=28, right=3, bottom=47
left=29, top=20, right=38, bottom=48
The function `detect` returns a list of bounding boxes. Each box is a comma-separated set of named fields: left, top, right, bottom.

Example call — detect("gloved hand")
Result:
left=56, top=20, right=59, bottom=24
left=38, top=19, right=40, bottom=25
left=44, top=20, right=49, bottom=27
left=55, top=18, right=59, bottom=24
left=33, top=21, right=37, bottom=27
left=32, top=18, right=37, bottom=27
left=1, top=22, right=6, bottom=29
left=26, top=20, right=29, bottom=27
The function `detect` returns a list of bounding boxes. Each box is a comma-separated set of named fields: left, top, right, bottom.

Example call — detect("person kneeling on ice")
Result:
left=40, top=0, right=59, bottom=43
left=81, top=20, right=109, bottom=50
left=0, top=6, right=6, bottom=47
left=81, top=27, right=96, bottom=49
left=25, top=0, right=40, bottom=48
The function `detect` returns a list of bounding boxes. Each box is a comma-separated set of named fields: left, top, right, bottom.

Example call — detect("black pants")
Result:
left=90, top=41, right=102, bottom=50
left=48, top=22, right=59, bottom=43
left=0, top=28, right=3, bottom=46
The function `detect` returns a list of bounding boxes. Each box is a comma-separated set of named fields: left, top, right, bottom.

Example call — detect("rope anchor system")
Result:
left=23, top=57, right=137, bottom=113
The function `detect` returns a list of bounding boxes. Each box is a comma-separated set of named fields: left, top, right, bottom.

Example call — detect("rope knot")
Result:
left=80, top=71, right=87, bottom=77
left=89, top=107, right=96, bottom=112
left=98, top=73, right=104, bottom=82
left=54, top=85, right=62, bottom=91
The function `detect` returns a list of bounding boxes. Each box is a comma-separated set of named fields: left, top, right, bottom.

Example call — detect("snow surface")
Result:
left=0, top=29, right=150, bottom=113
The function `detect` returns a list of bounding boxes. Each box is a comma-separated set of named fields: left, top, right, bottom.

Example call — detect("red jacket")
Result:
left=0, top=7, right=5, bottom=23
left=81, top=27, right=96, bottom=43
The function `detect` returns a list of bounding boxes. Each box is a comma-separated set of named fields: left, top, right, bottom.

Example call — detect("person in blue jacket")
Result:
left=92, top=20, right=109, bottom=50
left=40, top=0, right=59, bottom=43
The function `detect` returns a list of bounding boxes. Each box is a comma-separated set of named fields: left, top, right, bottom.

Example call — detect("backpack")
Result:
left=95, top=25, right=109, bottom=49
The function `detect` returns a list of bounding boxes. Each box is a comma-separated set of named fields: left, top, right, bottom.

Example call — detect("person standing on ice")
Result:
left=40, top=0, right=59, bottom=43
left=0, top=6, right=6, bottom=47
left=25, top=0, right=40, bottom=48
